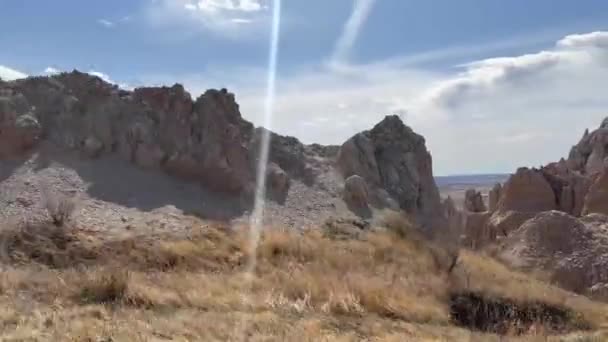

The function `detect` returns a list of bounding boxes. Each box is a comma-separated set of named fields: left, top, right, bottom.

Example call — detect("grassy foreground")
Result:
left=0, top=215, right=606, bottom=341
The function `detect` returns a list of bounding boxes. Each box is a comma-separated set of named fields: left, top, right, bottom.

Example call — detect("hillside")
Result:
left=1, top=71, right=608, bottom=341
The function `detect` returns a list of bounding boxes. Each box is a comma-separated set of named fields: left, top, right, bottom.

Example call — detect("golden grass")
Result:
left=0, top=219, right=605, bottom=341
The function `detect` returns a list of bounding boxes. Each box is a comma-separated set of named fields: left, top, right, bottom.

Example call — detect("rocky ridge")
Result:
left=0, top=71, right=445, bottom=231
left=455, top=117, right=608, bottom=300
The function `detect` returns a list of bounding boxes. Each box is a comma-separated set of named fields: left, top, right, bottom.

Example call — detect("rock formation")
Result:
left=488, top=183, right=502, bottom=212
left=0, top=90, right=41, bottom=157
left=342, top=175, right=371, bottom=216
left=582, top=170, right=608, bottom=216
left=498, top=211, right=608, bottom=297
left=0, top=71, right=448, bottom=229
left=337, top=115, right=444, bottom=229
left=462, top=212, right=492, bottom=249
left=464, top=188, right=486, bottom=212
left=567, top=119, right=608, bottom=175
left=497, top=167, right=556, bottom=213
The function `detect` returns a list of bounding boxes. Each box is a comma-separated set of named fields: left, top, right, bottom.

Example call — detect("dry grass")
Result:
left=0, top=217, right=605, bottom=341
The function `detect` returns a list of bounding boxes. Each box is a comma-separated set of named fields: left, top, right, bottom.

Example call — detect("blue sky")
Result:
left=1, top=0, right=608, bottom=175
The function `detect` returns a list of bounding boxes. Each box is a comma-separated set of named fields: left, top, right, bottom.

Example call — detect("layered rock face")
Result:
left=498, top=211, right=608, bottom=297
left=1, top=71, right=448, bottom=230
left=487, top=117, right=608, bottom=299
left=4, top=72, right=255, bottom=194
left=337, top=115, right=444, bottom=229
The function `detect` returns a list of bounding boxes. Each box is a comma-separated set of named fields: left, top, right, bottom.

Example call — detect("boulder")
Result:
left=464, top=188, right=486, bottom=212
left=343, top=175, right=371, bottom=217
left=266, top=163, right=290, bottom=203
left=497, top=167, right=556, bottom=213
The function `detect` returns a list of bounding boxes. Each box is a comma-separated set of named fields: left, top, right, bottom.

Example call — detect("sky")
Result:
left=1, top=0, right=608, bottom=175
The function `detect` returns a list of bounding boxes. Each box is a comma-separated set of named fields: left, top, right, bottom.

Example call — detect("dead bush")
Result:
left=377, top=209, right=417, bottom=239
left=80, top=268, right=129, bottom=304
left=41, top=184, right=77, bottom=227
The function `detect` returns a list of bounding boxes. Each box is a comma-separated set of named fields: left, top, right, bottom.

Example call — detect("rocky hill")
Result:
left=0, top=70, right=445, bottom=231
left=2, top=71, right=608, bottom=340
left=455, top=117, right=608, bottom=301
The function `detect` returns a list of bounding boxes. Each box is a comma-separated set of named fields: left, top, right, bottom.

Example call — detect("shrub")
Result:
left=80, top=269, right=129, bottom=304
left=41, top=184, right=77, bottom=227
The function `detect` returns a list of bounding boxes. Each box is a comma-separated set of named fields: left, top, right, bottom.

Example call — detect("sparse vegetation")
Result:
left=0, top=216, right=605, bottom=341
left=41, top=183, right=77, bottom=227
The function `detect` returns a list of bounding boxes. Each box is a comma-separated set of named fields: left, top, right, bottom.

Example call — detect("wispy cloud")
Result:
left=145, top=0, right=269, bottom=39
left=97, top=19, right=115, bottom=28
left=329, top=0, right=376, bottom=65
left=0, top=65, right=27, bottom=80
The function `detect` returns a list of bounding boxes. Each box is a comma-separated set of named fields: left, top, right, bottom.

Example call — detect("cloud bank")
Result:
left=0, top=65, right=27, bottom=81
left=192, top=31, right=608, bottom=175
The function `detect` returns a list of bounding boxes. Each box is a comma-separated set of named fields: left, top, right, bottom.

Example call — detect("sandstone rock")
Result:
left=2, top=72, right=255, bottom=194
left=462, top=211, right=492, bottom=249
left=266, top=163, right=290, bottom=203
left=583, top=171, right=608, bottom=216
left=464, top=188, right=486, bottom=212
left=498, top=167, right=556, bottom=213
left=567, top=118, right=608, bottom=176
left=498, top=211, right=608, bottom=295
left=337, top=133, right=381, bottom=186
left=343, top=175, right=371, bottom=217
left=343, top=175, right=368, bottom=206
left=541, top=162, right=591, bottom=216
left=488, top=183, right=502, bottom=212
left=487, top=210, right=535, bottom=238
left=337, top=115, right=444, bottom=229
left=0, top=92, right=41, bottom=156
left=250, top=128, right=315, bottom=185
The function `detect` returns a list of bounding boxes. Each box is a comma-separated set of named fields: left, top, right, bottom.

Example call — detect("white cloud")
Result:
left=0, top=65, right=27, bottom=81
left=330, top=0, right=376, bottom=65
left=557, top=31, right=608, bottom=49
left=43, top=67, right=61, bottom=75
left=88, top=70, right=131, bottom=90
left=121, top=29, right=608, bottom=175
left=97, top=19, right=115, bottom=28
left=145, top=0, right=268, bottom=38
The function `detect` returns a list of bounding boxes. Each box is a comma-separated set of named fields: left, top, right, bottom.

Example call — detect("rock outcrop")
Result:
left=567, top=119, right=608, bottom=176
left=0, top=90, right=41, bottom=157
left=342, top=175, right=371, bottom=217
left=0, top=71, right=449, bottom=229
left=582, top=170, right=608, bottom=216
left=497, top=167, right=556, bottom=213
left=464, top=188, right=486, bottom=212
left=488, top=183, right=502, bottom=212
left=337, top=115, right=444, bottom=229
left=498, top=211, right=608, bottom=297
